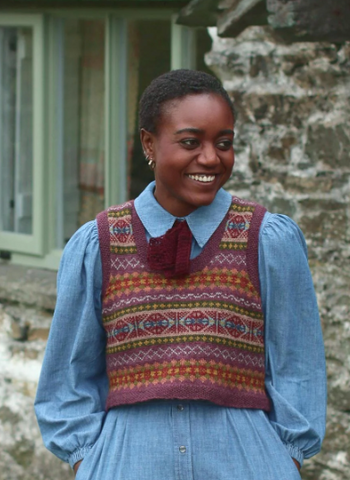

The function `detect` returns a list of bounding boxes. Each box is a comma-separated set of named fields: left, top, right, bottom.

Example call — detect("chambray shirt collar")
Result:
left=134, top=181, right=232, bottom=248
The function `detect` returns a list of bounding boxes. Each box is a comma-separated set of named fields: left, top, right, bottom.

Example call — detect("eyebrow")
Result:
left=174, top=128, right=234, bottom=135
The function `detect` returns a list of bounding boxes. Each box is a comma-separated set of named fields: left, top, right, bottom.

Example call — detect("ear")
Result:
left=140, top=128, right=156, bottom=159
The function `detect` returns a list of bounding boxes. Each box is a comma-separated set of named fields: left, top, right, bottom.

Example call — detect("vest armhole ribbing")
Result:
left=96, top=209, right=111, bottom=299
left=246, top=204, right=267, bottom=296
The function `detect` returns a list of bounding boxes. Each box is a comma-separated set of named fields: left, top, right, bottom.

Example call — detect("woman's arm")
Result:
left=259, top=213, right=327, bottom=468
left=34, top=221, right=108, bottom=469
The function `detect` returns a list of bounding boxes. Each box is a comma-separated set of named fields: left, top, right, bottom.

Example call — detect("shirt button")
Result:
left=179, top=446, right=186, bottom=453
left=177, top=404, right=184, bottom=411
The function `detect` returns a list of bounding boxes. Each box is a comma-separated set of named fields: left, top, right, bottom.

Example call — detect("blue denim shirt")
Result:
left=35, top=183, right=326, bottom=480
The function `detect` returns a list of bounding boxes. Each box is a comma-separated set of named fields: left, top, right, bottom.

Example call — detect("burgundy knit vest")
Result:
left=97, top=197, right=270, bottom=411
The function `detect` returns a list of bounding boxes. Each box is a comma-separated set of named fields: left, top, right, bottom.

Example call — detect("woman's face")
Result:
left=141, top=93, right=235, bottom=217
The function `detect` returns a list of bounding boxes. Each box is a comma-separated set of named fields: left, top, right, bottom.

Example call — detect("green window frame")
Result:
left=0, top=9, right=197, bottom=269
left=0, top=14, right=44, bottom=256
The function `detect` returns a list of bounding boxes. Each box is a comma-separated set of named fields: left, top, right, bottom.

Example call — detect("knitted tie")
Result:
left=147, top=220, right=193, bottom=278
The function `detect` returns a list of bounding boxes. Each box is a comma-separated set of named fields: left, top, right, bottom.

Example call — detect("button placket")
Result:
left=172, top=402, right=193, bottom=480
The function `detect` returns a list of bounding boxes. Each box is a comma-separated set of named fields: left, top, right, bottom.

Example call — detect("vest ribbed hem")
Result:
left=106, top=382, right=270, bottom=411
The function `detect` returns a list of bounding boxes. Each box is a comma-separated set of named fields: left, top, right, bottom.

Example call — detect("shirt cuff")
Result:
left=283, top=442, right=304, bottom=467
left=68, top=445, right=93, bottom=469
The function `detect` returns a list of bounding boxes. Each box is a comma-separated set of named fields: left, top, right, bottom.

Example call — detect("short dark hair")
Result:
left=138, top=69, right=235, bottom=134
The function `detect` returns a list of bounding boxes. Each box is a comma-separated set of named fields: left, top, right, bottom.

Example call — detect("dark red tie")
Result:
left=147, top=220, right=192, bottom=278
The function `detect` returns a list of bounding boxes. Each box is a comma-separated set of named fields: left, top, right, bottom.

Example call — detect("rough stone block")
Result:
left=299, top=210, right=347, bottom=243
left=217, top=0, right=267, bottom=37
left=267, top=0, right=350, bottom=43
left=178, top=0, right=350, bottom=43
left=306, top=123, right=350, bottom=169
left=4, top=306, right=52, bottom=343
left=0, top=264, right=57, bottom=311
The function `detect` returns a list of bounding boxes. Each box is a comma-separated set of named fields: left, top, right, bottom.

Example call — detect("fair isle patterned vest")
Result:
left=97, top=197, right=270, bottom=411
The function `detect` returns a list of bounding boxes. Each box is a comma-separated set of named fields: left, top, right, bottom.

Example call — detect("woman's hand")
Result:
left=73, top=460, right=82, bottom=476
left=292, top=458, right=301, bottom=471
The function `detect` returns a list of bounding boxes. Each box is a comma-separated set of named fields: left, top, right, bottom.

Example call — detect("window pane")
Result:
left=56, top=19, right=105, bottom=247
left=127, top=20, right=171, bottom=200
left=0, top=27, right=33, bottom=234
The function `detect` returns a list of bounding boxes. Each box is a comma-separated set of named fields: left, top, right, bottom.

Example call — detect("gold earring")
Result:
left=145, top=154, right=156, bottom=170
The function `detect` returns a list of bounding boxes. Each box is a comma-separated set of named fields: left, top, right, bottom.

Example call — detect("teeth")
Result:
left=188, top=174, right=215, bottom=183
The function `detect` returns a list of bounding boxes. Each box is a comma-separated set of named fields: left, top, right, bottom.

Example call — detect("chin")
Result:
left=191, top=194, right=217, bottom=208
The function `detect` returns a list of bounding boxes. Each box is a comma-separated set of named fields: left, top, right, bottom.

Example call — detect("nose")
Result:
left=197, top=143, right=219, bottom=167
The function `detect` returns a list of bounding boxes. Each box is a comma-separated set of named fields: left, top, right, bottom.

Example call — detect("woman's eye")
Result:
left=217, top=140, right=233, bottom=150
left=181, top=138, right=199, bottom=148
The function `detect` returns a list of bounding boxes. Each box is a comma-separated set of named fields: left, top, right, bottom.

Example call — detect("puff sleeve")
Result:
left=34, top=221, right=108, bottom=468
left=259, top=213, right=327, bottom=466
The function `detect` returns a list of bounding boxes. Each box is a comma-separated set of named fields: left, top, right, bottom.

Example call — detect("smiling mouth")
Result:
left=187, top=174, right=216, bottom=183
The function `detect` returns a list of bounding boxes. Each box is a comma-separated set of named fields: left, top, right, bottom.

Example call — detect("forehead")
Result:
left=158, top=93, right=234, bottom=130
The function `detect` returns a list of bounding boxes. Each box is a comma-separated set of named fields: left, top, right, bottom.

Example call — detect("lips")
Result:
left=187, top=174, right=216, bottom=183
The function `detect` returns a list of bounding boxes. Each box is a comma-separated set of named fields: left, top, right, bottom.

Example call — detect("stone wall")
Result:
left=0, top=265, right=73, bottom=480
left=206, top=26, right=350, bottom=480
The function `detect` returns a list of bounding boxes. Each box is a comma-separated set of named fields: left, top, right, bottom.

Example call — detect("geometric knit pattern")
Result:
left=96, top=196, right=270, bottom=411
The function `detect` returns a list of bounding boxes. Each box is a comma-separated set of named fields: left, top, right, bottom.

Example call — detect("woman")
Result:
left=35, top=69, right=326, bottom=480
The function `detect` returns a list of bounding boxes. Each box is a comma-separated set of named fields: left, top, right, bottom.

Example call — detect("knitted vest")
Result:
left=97, top=197, right=270, bottom=411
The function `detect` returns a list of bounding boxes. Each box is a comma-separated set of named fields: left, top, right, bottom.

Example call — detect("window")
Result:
left=53, top=18, right=106, bottom=248
left=0, top=26, right=33, bottom=234
left=0, top=15, right=44, bottom=255
left=0, top=10, right=208, bottom=268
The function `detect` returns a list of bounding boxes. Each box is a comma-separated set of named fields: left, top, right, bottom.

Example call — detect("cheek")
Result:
left=224, top=152, right=235, bottom=171
left=154, top=137, right=178, bottom=158
left=154, top=162, right=181, bottom=187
